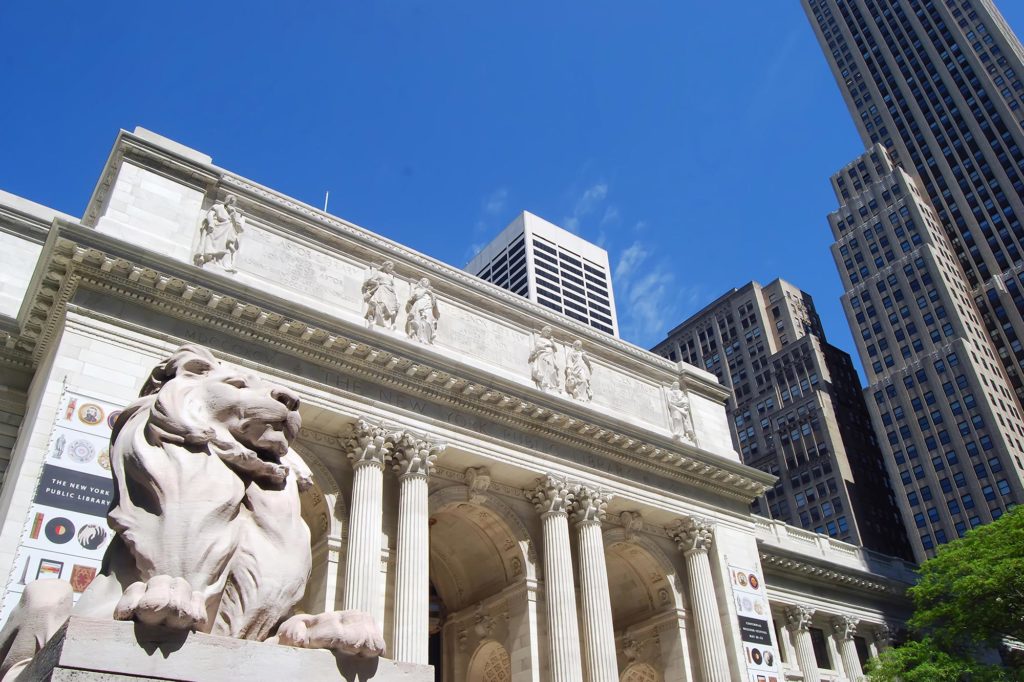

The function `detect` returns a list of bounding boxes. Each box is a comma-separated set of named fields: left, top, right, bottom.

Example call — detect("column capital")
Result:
left=667, top=516, right=714, bottom=554
left=784, top=604, right=816, bottom=632
left=528, top=474, right=575, bottom=517
left=392, top=432, right=446, bottom=478
left=344, top=418, right=399, bottom=469
left=831, top=614, right=859, bottom=641
left=571, top=486, right=612, bottom=527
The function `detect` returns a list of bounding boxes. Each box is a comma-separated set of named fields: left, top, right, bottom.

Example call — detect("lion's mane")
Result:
left=79, top=345, right=314, bottom=641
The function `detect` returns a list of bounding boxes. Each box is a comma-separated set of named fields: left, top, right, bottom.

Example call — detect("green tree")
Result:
left=866, top=505, right=1024, bottom=680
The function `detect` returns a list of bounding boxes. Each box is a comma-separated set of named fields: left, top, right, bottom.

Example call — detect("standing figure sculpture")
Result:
left=565, top=340, right=593, bottom=402
left=194, top=194, right=245, bottom=273
left=0, top=345, right=384, bottom=680
left=667, top=380, right=697, bottom=445
left=529, top=326, right=562, bottom=393
left=405, top=277, right=440, bottom=344
left=362, top=261, right=399, bottom=330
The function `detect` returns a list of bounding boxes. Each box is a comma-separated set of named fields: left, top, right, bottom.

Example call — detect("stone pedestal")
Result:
left=21, top=617, right=432, bottom=682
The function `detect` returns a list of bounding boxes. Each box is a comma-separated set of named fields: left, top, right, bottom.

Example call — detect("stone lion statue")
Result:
left=0, top=345, right=384, bottom=680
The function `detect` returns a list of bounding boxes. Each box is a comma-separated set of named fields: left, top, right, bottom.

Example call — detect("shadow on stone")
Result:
left=133, top=622, right=189, bottom=658
left=335, top=652, right=381, bottom=681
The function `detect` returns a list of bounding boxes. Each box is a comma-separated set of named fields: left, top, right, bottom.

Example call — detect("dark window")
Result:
left=810, top=628, right=832, bottom=669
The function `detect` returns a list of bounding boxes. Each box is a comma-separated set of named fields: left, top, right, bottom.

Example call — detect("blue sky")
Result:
left=3, top=1, right=1023, bottom=378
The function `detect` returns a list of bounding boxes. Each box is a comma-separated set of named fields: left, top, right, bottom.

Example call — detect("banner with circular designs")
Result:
left=729, top=564, right=782, bottom=682
left=0, top=389, right=123, bottom=624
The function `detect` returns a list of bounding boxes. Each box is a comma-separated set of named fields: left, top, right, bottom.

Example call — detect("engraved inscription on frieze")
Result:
left=437, top=305, right=529, bottom=374
left=590, top=367, right=664, bottom=423
left=237, top=225, right=360, bottom=308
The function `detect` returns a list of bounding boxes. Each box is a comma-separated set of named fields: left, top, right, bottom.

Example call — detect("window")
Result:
left=810, top=628, right=832, bottom=669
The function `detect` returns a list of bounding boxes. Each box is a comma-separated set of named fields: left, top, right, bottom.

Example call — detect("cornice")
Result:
left=3, top=225, right=774, bottom=503
left=759, top=551, right=909, bottom=596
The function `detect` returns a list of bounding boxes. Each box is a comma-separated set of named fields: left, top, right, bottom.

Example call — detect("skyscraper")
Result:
left=652, top=279, right=911, bottom=558
left=466, top=211, right=619, bottom=335
left=804, top=0, right=1024, bottom=559
left=829, top=145, right=1024, bottom=561
left=802, top=0, right=1024, bottom=401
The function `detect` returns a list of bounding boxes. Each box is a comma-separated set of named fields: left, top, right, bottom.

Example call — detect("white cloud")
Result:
left=612, top=240, right=704, bottom=347
left=614, top=242, right=648, bottom=282
left=563, top=181, right=609, bottom=233
left=577, top=182, right=608, bottom=213
left=482, top=188, right=508, bottom=216
left=600, top=206, right=620, bottom=227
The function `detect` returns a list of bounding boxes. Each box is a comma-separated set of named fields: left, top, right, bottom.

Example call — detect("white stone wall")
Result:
left=0, top=313, right=168, bottom=585
left=0, top=231, right=42, bottom=319
left=94, top=161, right=204, bottom=265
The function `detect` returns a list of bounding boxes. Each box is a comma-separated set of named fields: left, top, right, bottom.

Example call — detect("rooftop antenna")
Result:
left=323, top=191, right=330, bottom=213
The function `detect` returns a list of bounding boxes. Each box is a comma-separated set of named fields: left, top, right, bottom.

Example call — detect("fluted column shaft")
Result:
left=392, top=437, right=444, bottom=664
left=669, top=518, right=729, bottom=682
left=343, top=460, right=384, bottom=616
left=342, top=421, right=394, bottom=625
left=530, top=476, right=583, bottom=682
left=833, top=616, right=864, bottom=682
left=573, top=488, right=617, bottom=682
left=786, top=606, right=819, bottom=682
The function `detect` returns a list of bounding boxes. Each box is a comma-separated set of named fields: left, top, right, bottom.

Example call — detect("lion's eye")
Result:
left=226, top=377, right=248, bottom=389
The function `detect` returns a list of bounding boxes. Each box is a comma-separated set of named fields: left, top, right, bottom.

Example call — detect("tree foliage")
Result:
left=866, top=505, right=1024, bottom=680
left=865, top=639, right=1007, bottom=682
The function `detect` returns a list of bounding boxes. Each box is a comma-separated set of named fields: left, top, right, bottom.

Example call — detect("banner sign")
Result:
left=0, top=389, right=123, bottom=623
left=729, top=564, right=782, bottom=682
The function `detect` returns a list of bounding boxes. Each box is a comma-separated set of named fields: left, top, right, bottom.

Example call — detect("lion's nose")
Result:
left=271, top=387, right=300, bottom=412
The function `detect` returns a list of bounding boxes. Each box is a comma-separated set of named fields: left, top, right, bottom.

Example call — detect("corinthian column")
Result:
left=668, top=517, right=729, bottom=682
left=342, top=419, right=396, bottom=624
left=784, top=605, right=819, bottom=682
left=528, top=475, right=583, bottom=682
left=571, top=487, right=617, bottom=682
left=391, top=434, right=445, bottom=664
left=832, top=615, right=864, bottom=682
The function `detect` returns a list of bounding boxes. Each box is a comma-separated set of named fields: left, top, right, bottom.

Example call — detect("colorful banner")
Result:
left=0, top=389, right=123, bottom=623
left=729, top=564, right=782, bottom=682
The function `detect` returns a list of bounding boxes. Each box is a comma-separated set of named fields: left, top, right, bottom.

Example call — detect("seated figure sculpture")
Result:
left=0, top=345, right=385, bottom=680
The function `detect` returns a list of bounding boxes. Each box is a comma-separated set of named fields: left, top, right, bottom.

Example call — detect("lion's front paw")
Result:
left=113, top=575, right=206, bottom=630
left=275, top=611, right=385, bottom=658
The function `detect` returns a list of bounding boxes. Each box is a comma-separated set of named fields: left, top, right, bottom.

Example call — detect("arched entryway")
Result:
left=428, top=488, right=536, bottom=682
left=603, top=529, right=690, bottom=680
left=291, top=443, right=346, bottom=615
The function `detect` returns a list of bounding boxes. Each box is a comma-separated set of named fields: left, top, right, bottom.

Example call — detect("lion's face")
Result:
left=135, top=345, right=303, bottom=484
left=194, top=366, right=301, bottom=462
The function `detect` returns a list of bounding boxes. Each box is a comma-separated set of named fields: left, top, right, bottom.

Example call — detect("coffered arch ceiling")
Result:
left=429, top=499, right=529, bottom=612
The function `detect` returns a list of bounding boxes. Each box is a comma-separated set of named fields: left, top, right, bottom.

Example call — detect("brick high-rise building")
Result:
left=802, top=0, right=1024, bottom=401
left=803, top=0, right=1024, bottom=559
left=652, top=279, right=911, bottom=559
left=828, top=145, right=1024, bottom=561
